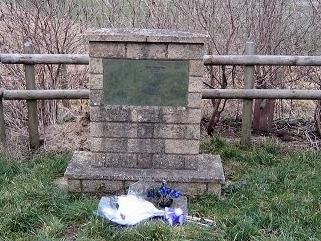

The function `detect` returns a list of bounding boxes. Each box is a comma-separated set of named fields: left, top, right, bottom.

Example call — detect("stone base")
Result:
left=64, top=151, right=225, bottom=196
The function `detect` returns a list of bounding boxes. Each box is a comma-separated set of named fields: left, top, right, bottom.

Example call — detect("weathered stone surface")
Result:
left=154, top=124, right=200, bottom=139
left=168, top=44, right=204, bottom=59
left=126, top=43, right=167, bottom=59
left=91, top=122, right=128, bottom=138
left=131, top=107, right=160, bottom=123
left=128, top=138, right=164, bottom=154
left=90, top=122, right=154, bottom=138
left=136, top=124, right=154, bottom=138
left=65, top=152, right=225, bottom=183
left=189, top=60, right=204, bottom=77
left=89, top=58, right=103, bottom=74
left=161, top=107, right=202, bottom=124
left=184, top=157, right=199, bottom=170
left=185, top=125, right=201, bottom=140
left=152, top=154, right=185, bottom=169
left=85, top=28, right=209, bottom=44
left=90, top=90, right=103, bottom=106
left=104, top=153, right=137, bottom=168
left=165, top=139, right=199, bottom=154
left=103, top=122, right=132, bottom=138
left=154, top=124, right=184, bottom=139
left=67, top=179, right=81, bottom=192
left=89, top=152, right=106, bottom=167
left=90, top=106, right=130, bottom=122
left=89, top=74, right=103, bottom=90
left=82, top=180, right=124, bottom=193
left=90, top=122, right=104, bottom=138
left=90, top=137, right=128, bottom=153
left=137, top=154, right=153, bottom=168
left=188, top=77, right=202, bottom=92
left=186, top=108, right=202, bottom=124
left=171, top=182, right=207, bottom=196
left=105, top=106, right=131, bottom=121
left=187, top=92, right=202, bottom=108
left=89, top=42, right=126, bottom=58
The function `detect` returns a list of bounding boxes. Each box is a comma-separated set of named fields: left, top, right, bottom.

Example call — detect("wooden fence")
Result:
left=1, top=41, right=321, bottom=149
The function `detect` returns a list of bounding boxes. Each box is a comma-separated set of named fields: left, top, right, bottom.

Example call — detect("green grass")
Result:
left=1, top=139, right=321, bottom=240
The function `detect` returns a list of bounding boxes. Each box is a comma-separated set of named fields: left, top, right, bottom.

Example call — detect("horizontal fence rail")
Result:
left=0, top=89, right=90, bottom=100
left=203, top=54, right=321, bottom=66
left=2, top=89, right=321, bottom=100
left=0, top=54, right=89, bottom=65
left=1, top=42, right=321, bottom=149
left=202, top=89, right=321, bottom=100
left=3, top=53, right=321, bottom=66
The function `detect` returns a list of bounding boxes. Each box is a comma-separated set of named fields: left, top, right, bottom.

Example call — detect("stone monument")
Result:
left=64, top=28, right=225, bottom=196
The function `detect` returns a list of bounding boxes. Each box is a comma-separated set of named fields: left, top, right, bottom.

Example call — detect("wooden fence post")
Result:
left=240, top=41, right=256, bottom=147
left=0, top=88, right=6, bottom=144
left=24, top=42, right=40, bottom=150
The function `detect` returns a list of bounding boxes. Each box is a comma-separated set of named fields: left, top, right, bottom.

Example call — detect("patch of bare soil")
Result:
left=43, top=113, right=89, bottom=153
left=201, top=117, right=320, bottom=151
left=64, top=224, right=80, bottom=241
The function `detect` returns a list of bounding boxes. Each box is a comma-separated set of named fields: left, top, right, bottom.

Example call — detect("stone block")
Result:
left=131, top=107, right=160, bottom=123
left=105, top=106, right=130, bottom=122
left=184, top=157, right=199, bottom=170
left=188, top=77, right=202, bottom=92
left=128, top=139, right=164, bottom=154
left=89, top=74, right=103, bottom=89
left=165, top=139, right=199, bottom=154
left=186, top=124, right=201, bottom=140
left=152, top=154, right=185, bottom=169
left=90, top=137, right=128, bottom=153
left=154, top=124, right=199, bottom=139
left=90, top=106, right=130, bottom=122
left=160, top=107, right=186, bottom=123
left=104, top=153, right=137, bottom=168
left=90, top=122, right=104, bottom=137
left=89, top=152, right=106, bottom=167
left=170, top=182, right=207, bottom=196
left=89, top=42, right=126, bottom=58
left=161, top=107, right=202, bottom=124
left=137, top=154, right=153, bottom=168
left=207, top=182, right=221, bottom=196
left=90, top=90, right=103, bottom=106
left=65, top=152, right=225, bottom=187
left=91, top=122, right=154, bottom=138
left=154, top=124, right=185, bottom=139
left=136, top=124, right=154, bottom=138
left=90, top=137, right=104, bottom=152
left=168, top=44, right=204, bottom=59
left=187, top=92, right=202, bottom=108
left=126, top=43, right=167, bottom=59
left=104, top=122, right=131, bottom=138
left=89, top=58, right=103, bottom=74
left=82, top=180, right=124, bottom=193
left=189, top=60, right=204, bottom=77
left=67, top=179, right=82, bottom=192
left=187, top=108, right=202, bottom=124
left=85, top=28, right=209, bottom=44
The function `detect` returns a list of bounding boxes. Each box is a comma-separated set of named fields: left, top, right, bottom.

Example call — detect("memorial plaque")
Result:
left=103, top=59, right=189, bottom=106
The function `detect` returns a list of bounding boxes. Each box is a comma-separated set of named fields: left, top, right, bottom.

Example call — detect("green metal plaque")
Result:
left=103, top=59, right=189, bottom=106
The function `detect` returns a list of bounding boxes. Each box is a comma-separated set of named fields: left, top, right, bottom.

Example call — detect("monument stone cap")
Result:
left=84, top=28, right=209, bottom=44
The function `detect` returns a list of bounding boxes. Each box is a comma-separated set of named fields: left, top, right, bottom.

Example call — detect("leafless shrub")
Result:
left=1, top=0, right=321, bottom=140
